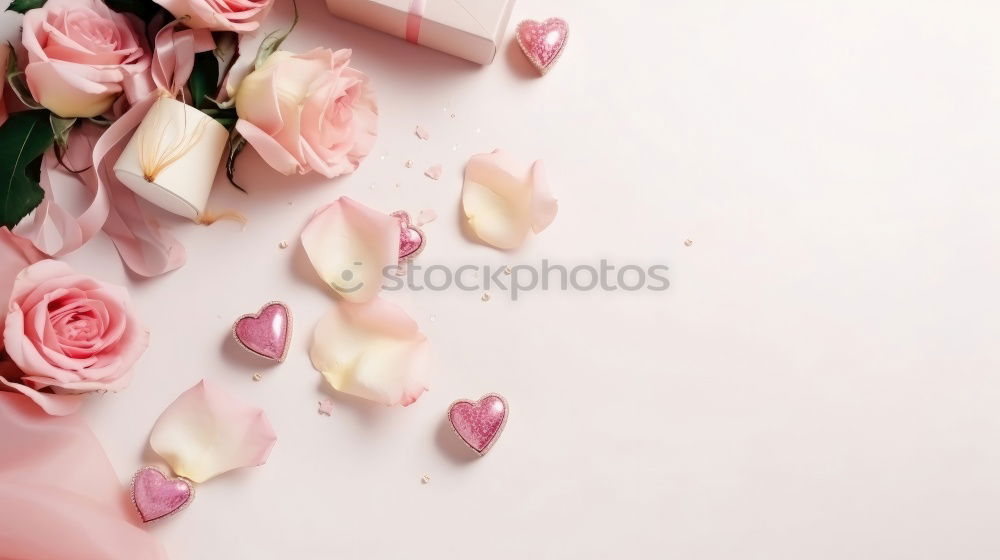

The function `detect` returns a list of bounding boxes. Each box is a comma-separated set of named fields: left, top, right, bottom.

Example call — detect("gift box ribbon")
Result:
left=406, top=0, right=425, bottom=43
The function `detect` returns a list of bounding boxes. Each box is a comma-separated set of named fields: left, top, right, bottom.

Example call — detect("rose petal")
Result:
left=462, top=150, right=558, bottom=249
left=310, top=298, right=430, bottom=407
left=149, top=379, right=276, bottom=483
left=0, top=370, right=83, bottom=416
left=424, top=164, right=442, bottom=180
left=416, top=209, right=437, bottom=226
left=300, top=197, right=399, bottom=303
left=415, top=125, right=430, bottom=140
left=0, top=228, right=45, bottom=343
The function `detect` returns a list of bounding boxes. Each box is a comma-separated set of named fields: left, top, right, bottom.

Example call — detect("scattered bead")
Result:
left=252, top=373, right=263, bottom=382
left=684, top=238, right=694, bottom=247
left=421, top=474, right=431, bottom=484
left=429, top=314, right=437, bottom=323
left=503, top=265, right=512, bottom=275
left=278, top=241, right=288, bottom=249
left=404, top=160, right=413, bottom=168
left=481, top=291, right=491, bottom=302
left=450, top=113, right=456, bottom=118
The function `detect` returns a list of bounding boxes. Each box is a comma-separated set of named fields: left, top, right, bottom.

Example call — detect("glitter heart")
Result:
left=131, top=467, right=194, bottom=523
left=516, top=18, right=569, bottom=75
left=233, top=302, right=292, bottom=362
left=448, top=394, right=508, bottom=456
left=391, top=211, right=425, bottom=262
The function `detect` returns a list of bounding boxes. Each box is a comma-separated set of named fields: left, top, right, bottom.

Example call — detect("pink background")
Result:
left=4, top=0, right=1000, bottom=558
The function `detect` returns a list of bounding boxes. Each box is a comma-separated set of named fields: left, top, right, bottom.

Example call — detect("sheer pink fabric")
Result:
left=0, top=392, right=167, bottom=559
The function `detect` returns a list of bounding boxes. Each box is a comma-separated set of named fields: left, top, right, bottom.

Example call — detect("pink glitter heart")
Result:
left=131, top=467, right=194, bottom=523
left=391, top=211, right=425, bottom=261
left=233, top=302, right=291, bottom=362
left=516, top=18, right=569, bottom=75
left=448, top=394, right=508, bottom=456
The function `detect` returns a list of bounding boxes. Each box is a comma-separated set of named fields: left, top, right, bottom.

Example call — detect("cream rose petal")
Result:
left=301, top=197, right=399, bottom=303
left=310, top=298, right=430, bottom=407
left=149, top=380, right=276, bottom=483
left=462, top=150, right=558, bottom=250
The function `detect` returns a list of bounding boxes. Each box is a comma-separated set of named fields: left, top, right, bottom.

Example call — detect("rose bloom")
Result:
left=0, top=260, right=148, bottom=415
left=155, top=0, right=274, bottom=32
left=21, top=0, right=149, bottom=118
left=235, top=48, right=378, bottom=179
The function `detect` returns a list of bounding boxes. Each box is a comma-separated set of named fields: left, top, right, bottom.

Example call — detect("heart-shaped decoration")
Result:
left=233, top=302, right=292, bottom=362
left=448, top=394, right=508, bottom=456
left=516, top=18, right=569, bottom=75
left=131, top=467, right=194, bottom=523
left=391, top=211, right=426, bottom=262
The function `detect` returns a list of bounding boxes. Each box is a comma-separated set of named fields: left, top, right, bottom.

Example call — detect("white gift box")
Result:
left=325, top=0, right=516, bottom=64
left=113, top=96, right=229, bottom=221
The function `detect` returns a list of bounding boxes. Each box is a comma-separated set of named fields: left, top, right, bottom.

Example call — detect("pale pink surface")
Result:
left=149, top=379, right=277, bottom=483
left=155, top=0, right=274, bottom=32
left=131, top=467, right=193, bottom=522
left=1, top=260, right=147, bottom=415
left=234, top=48, right=378, bottom=178
left=449, top=395, right=507, bottom=453
left=233, top=302, right=290, bottom=361
left=18, top=1, right=1000, bottom=558
left=21, top=0, right=149, bottom=118
left=0, top=392, right=166, bottom=559
left=516, top=18, right=569, bottom=74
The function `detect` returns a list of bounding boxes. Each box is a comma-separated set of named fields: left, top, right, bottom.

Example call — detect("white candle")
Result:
left=114, top=96, right=229, bottom=221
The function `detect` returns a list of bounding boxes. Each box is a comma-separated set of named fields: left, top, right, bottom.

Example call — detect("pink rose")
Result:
left=234, top=48, right=378, bottom=179
left=0, top=260, right=148, bottom=415
left=155, top=0, right=274, bottom=32
left=21, top=0, right=149, bottom=118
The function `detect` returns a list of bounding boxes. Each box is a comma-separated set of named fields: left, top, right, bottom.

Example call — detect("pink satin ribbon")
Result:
left=405, top=0, right=426, bottom=44
left=12, top=23, right=214, bottom=278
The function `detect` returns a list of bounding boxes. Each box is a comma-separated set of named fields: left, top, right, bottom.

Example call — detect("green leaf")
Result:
left=226, top=131, right=247, bottom=193
left=6, top=0, right=46, bottom=14
left=0, top=111, right=55, bottom=228
left=49, top=114, right=75, bottom=150
left=254, top=0, right=299, bottom=70
left=5, top=43, right=41, bottom=110
left=104, top=0, right=161, bottom=21
left=189, top=50, right=219, bottom=109
left=201, top=106, right=238, bottom=130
